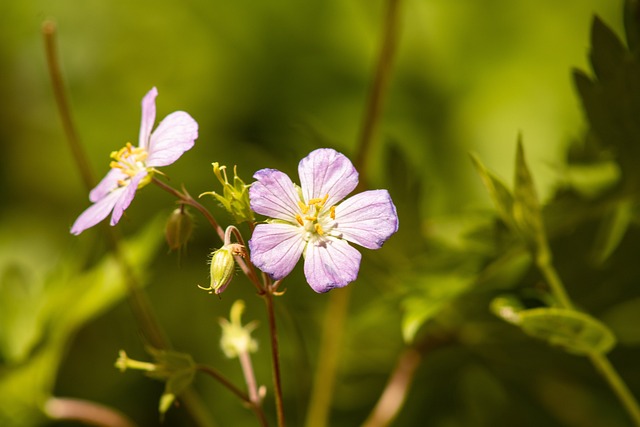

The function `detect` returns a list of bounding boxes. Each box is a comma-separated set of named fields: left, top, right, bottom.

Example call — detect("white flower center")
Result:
left=295, top=194, right=338, bottom=244
left=109, top=142, right=149, bottom=187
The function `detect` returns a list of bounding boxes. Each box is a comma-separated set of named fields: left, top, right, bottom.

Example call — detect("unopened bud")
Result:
left=200, top=163, right=255, bottom=224
left=219, top=300, right=258, bottom=358
left=165, top=206, right=193, bottom=251
left=199, top=243, right=246, bottom=295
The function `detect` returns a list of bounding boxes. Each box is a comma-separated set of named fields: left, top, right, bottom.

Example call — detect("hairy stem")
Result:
left=263, top=289, right=285, bottom=427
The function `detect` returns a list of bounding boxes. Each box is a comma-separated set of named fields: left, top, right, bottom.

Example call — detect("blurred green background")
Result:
left=2, top=0, right=637, bottom=426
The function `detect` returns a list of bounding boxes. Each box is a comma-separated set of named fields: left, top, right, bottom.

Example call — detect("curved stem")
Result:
left=151, top=178, right=262, bottom=292
left=360, top=348, right=420, bottom=427
left=537, top=257, right=640, bottom=426
left=197, top=365, right=269, bottom=427
left=44, top=21, right=214, bottom=427
left=152, top=177, right=224, bottom=241
left=45, top=397, right=138, bottom=427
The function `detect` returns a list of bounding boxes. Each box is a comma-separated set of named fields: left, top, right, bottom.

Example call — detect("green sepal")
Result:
left=470, top=153, right=515, bottom=230
left=512, top=138, right=548, bottom=253
left=492, top=297, right=616, bottom=356
left=144, top=347, right=196, bottom=419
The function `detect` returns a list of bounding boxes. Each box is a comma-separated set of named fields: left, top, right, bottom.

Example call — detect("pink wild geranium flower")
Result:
left=248, top=148, right=399, bottom=293
left=71, top=87, right=198, bottom=235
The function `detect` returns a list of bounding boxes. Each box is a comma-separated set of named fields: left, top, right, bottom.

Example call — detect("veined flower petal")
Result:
left=71, top=189, right=123, bottom=235
left=146, top=111, right=198, bottom=167
left=110, top=171, right=147, bottom=225
left=335, top=190, right=399, bottom=249
left=303, top=238, right=361, bottom=293
left=298, top=148, right=358, bottom=207
left=89, top=168, right=128, bottom=203
left=250, top=169, right=302, bottom=221
left=249, top=223, right=306, bottom=280
left=138, top=87, right=158, bottom=149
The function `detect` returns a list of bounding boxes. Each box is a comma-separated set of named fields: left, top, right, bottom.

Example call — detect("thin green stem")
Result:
left=304, top=287, right=351, bottom=427
left=43, top=20, right=95, bottom=192
left=534, top=246, right=573, bottom=310
left=354, top=0, right=403, bottom=185
left=44, top=20, right=214, bottom=427
left=305, top=1, right=403, bottom=426
left=590, top=354, right=640, bottom=426
left=536, top=250, right=640, bottom=426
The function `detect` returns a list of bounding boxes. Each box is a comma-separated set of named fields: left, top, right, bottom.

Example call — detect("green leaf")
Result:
left=624, top=0, right=640, bottom=53
left=590, top=16, right=627, bottom=82
left=512, top=138, right=547, bottom=252
left=574, top=14, right=640, bottom=181
left=402, top=272, right=474, bottom=343
left=492, top=297, right=616, bottom=355
left=144, top=348, right=196, bottom=418
left=591, top=198, right=634, bottom=264
left=470, top=153, right=515, bottom=230
left=0, top=217, right=165, bottom=425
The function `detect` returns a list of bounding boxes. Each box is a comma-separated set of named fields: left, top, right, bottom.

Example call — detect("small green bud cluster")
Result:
left=201, top=163, right=255, bottom=224
left=164, top=205, right=194, bottom=251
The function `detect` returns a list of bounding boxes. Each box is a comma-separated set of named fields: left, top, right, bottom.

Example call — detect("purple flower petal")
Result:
left=146, top=112, right=198, bottom=167
left=70, top=189, right=122, bottom=235
left=335, top=190, right=399, bottom=249
left=303, top=238, right=361, bottom=293
left=110, top=171, right=147, bottom=225
left=249, top=223, right=306, bottom=280
left=298, top=148, right=358, bottom=207
left=250, top=169, right=302, bottom=221
left=138, top=87, right=158, bottom=150
left=89, top=168, right=128, bottom=203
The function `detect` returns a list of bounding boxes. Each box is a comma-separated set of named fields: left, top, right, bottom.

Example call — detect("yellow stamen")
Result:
left=319, top=194, right=329, bottom=207
left=298, top=201, right=309, bottom=214
left=305, top=215, right=317, bottom=221
left=295, top=214, right=304, bottom=226
left=110, top=161, right=123, bottom=169
left=308, top=197, right=323, bottom=205
left=330, top=206, right=336, bottom=220
left=314, top=224, right=324, bottom=235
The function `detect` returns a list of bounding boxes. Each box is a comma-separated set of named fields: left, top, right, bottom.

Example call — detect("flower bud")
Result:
left=200, top=163, right=255, bottom=224
left=164, top=206, right=193, bottom=251
left=219, top=300, right=258, bottom=358
left=199, top=243, right=246, bottom=295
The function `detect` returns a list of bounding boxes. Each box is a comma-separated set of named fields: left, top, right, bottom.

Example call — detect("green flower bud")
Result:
left=200, top=163, right=255, bottom=224
left=164, top=206, right=193, bottom=251
left=199, top=243, right=246, bottom=295
left=219, top=300, right=258, bottom=358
